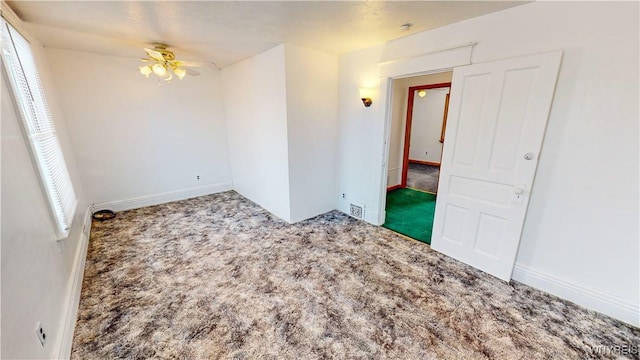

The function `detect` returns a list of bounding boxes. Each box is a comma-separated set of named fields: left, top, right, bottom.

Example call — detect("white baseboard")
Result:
left=57, top=207, right=92, bottom=359
left=512, top=264, right=639, bottom=327
left=92, top=182, right=233, bottom=213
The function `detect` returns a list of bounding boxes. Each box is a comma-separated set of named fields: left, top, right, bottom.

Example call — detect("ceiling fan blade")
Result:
left=144, top=48, right=165, bottom=62
left=185, top=68, right=200, bottom=76
left=178, top=60, right=203, bottom=67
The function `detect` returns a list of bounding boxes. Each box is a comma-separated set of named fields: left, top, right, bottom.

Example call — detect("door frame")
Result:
left=374, top=42, right=476, bottom=226
left=400, top=82, right=451, bottom=188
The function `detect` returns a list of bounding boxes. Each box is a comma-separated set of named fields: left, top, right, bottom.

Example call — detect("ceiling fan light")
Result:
left=174, top=67, right=186, bottom=79
left=139, top=65, right=152, bottom=77
left=138, top=46, right=189, bottom=82
left=152, top=63, right=167, bottom=76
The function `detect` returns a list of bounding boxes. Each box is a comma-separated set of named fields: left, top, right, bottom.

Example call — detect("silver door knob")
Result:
left=524, top=153, right=535, bottom=160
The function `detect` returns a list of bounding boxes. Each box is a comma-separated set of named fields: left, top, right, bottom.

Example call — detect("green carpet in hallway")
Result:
left=383, top=188, right=436, bottom=244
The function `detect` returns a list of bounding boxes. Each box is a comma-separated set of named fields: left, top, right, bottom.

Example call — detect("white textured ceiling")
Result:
left=7, top=1, right=527, bottom=68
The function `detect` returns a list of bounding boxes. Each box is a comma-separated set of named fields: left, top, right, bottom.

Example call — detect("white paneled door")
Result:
left=431, top=52, right=562, bottom=281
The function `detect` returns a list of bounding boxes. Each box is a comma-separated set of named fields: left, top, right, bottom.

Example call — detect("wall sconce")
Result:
left=359, top=88, right=373, bottom=107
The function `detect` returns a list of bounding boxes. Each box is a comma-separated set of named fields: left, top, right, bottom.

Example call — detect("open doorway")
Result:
left=383, top=72, right=453, bottom=244
left=375, top=47, right=561, bottom=280
left=402, top=82, right=451, bottom=194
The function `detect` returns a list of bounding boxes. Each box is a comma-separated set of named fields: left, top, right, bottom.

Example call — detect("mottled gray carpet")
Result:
left=72, top=191, right=639, bottom=359
left=407, top=163, right=440, bottom=193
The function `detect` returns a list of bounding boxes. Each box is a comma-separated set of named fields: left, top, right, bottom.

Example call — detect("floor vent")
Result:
left=349, top=203, right=365, bottom=220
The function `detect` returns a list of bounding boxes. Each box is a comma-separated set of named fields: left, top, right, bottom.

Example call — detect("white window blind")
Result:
left=1, top=18, right=77, bottom=239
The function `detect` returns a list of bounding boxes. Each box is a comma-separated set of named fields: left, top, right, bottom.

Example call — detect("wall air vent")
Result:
left=349, top=203, right=365, bottom=220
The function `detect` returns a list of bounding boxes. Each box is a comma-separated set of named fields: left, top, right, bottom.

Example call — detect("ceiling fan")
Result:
left=139, top=43, right=200, bottom=81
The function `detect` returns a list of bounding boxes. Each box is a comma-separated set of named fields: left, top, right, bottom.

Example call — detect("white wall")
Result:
left=222, top=45, right=292, bottom=221
left=45, top=48, right=232, bottom=208
left=1, top=14, right=89, bottom=358
left=223, top=44, right=338, bottom=223
left=386, top=72, right=452, bottom=187
left=337, top=45, right=384, bottom=217
left=408, top=87, right=448, bottom=163
left=338, top=2, right=639, bottom=325
left=284, top=45, right=338, bottom=223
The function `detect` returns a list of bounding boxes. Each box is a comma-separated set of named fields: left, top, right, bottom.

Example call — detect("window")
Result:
left=2, top=18, right=77, bottom=239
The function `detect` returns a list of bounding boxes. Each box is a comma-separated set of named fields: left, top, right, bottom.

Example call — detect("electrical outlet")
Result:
left=196, top=175, right=200, bottom=180
left=342, top=193, right=346, bottom=199
left=349, top=203, right=365, bottom=220
left=35, top=322, right=46, bottom=347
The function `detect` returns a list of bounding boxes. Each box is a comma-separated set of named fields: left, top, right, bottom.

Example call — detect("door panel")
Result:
left=431, top=51, right=562, bottom=281
left=449, top=176, right=512, bottom=206
left=474, top=212, right=506, bottom=257
left=451, top=74, right=491, bottom=167
left=490, top=69, right=537, bottom=172
left=442, top=204, right=467, bottom=245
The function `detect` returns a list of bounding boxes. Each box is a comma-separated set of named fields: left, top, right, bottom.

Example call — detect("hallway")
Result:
left=406, top=163, right=439, bottom=193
